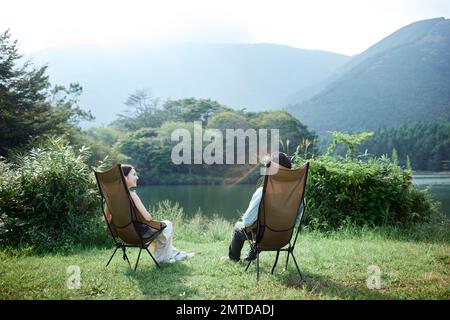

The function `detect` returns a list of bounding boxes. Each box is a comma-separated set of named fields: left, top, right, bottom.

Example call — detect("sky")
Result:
left=1, top=0, right=449, bottom=56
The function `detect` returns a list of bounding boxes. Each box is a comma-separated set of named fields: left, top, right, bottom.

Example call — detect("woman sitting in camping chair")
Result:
left=104, top=164, right=194, bottom=263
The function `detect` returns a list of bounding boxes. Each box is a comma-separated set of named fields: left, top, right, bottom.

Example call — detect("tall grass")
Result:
left=0, top=203, right=448, bottom=300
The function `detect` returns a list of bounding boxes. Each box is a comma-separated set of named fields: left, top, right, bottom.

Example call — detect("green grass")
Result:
left=1, top=202, right=449, bottom=300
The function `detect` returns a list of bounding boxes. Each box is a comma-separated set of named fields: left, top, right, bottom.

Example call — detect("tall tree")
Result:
left=0, top=29, right=92, bottom=157
left=163, top=98, right=230, bottom=126
left=114, top=88, right=163, bottom=130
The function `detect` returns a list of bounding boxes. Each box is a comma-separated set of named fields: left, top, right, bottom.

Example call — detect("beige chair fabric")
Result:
left=244, top=161, right=309, bottom=281
left=94, top=164, right=165, bottom=246
left=256, top=162, right=308, bottom=250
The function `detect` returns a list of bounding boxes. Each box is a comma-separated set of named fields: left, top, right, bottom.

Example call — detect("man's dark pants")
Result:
left=228, top=221, right=254, bottom=261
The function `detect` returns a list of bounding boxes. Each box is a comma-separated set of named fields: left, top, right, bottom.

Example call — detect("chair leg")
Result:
left=256, top=252, right=260, bottom=281
left=134, top=248, right=142, bottom=271
left=285, top=247, right=291, bottom=270
left=245, top=241, right=256, bottom=272
left=145, top=247, right=161, bottom=269
left=245, top=259, right=252, bottom=271
left=271, top=250, right=280, bottom=274
left=106, top=245, right=120, bottom=267
left=121, top=245, right=132, bottom=268
left=289, top=250, right=304, bottom=281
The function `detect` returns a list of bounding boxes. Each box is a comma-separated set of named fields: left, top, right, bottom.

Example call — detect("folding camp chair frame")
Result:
left=93, top=165, right=165, bottom=271
left=244, top=162, right=309, bottom=281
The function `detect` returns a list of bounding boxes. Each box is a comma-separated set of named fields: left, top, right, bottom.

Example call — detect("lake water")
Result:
left=138, top=173, right=450, bottom=220
left=412, top=173, right=450, bottom=217
left=137, top=184, right=257, bottom=221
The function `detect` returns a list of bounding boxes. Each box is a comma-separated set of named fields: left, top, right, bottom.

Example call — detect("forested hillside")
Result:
left=288, top=18, right=450, bottom=133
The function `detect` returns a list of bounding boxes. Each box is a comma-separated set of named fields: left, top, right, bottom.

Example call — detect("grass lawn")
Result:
left=1, top=212, right=449, bottom=300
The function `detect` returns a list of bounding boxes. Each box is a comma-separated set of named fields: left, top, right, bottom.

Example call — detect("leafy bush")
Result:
left=292, top=139, right=440, bottom=229
left=0, top=137, right=101, bottom=251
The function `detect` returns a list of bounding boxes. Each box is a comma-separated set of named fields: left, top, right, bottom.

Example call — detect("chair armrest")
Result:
left=142, top=219, right=166, bottom=230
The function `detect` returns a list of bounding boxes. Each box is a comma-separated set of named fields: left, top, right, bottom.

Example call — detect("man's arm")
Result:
left=242, top=187, right=263, bottom=228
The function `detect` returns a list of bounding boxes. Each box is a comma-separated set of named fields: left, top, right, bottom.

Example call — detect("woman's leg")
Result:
left=150, top=220, right=176, bottom=262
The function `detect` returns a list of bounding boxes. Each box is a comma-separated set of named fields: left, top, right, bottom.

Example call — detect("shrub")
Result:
left=0, top=137, right=100, bottom=251
left=291, top=154, right=439, bottom=229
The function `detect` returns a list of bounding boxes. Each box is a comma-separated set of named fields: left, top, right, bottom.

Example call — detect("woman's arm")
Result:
left=130, top=191, right=153, bottom=222
left=104, top=203, right=112, bottom=222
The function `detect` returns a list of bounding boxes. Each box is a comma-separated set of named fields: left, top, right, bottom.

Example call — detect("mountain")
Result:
left=28, top=43, right=349, bottom=126
left=287, top=17, right=450, bottom=134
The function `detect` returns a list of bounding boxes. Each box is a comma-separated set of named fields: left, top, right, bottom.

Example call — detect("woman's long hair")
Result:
left=120, top=164, right=133, bottom=176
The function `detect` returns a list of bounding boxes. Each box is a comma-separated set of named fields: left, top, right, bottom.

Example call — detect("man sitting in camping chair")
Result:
left=228, top=152, right=304, bottom=262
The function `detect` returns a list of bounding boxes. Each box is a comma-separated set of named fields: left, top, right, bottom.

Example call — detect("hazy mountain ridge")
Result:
left=29, top=43, right=349, bottom=125
left=287, top=17, right=450, bottom=133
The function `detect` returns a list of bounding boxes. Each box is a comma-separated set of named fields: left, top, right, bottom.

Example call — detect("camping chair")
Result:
left=245, top=162, right=309, bottom=281
left=93, top=164, right=166, bottom=271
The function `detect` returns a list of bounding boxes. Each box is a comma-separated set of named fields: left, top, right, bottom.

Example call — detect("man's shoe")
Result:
left=244, top=247, right=260, bottom=262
